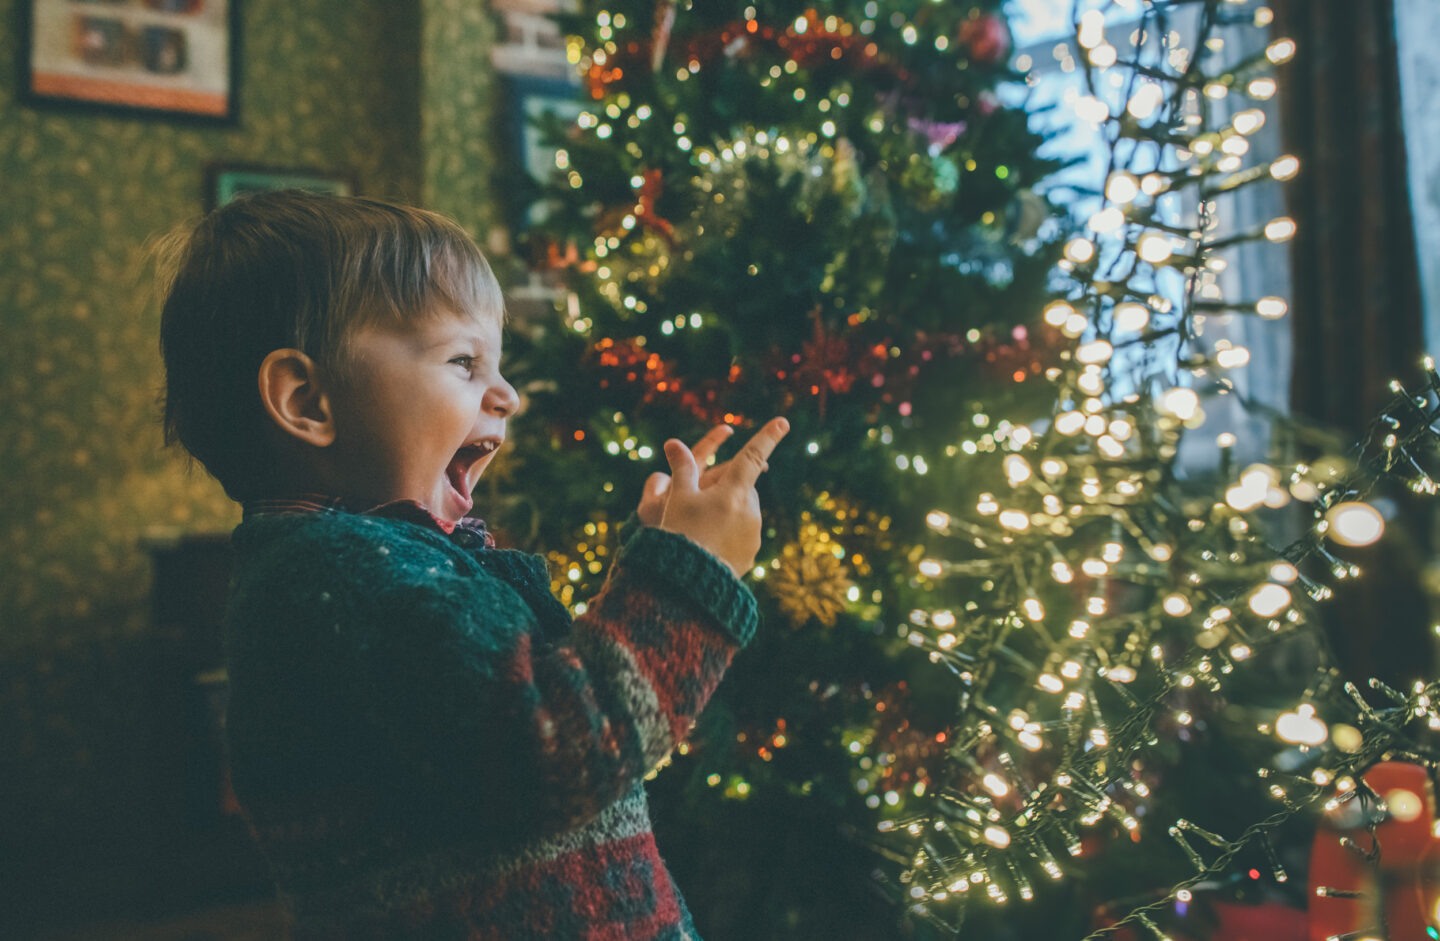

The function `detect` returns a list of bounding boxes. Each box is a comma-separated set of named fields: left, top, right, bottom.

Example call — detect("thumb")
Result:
left=642, top=471, right=671, bottom=501
left=664, top=439, right=701, bottom=492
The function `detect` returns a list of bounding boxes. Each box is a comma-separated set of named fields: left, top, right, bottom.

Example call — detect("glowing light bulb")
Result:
left=1248, top=583, right=1292, bottom=617
left=1325, top=501, right=1384, bottom=546
left=1106, top=665, right=1137, bottom=683
left=1137, top=233, right=1174, bottom=264
left=1065, top=237, right=1097, bottom=264
left=1266, top=38, right=1297, bottom=64
left=1055, top=411, right=1086, bottom=436
left=1106, top=172, right=1141, bottom=204
left=1089, top=43, right=1118, bottom=67
left=1044, top=300, right=1076, bottom=326
left=1232, top=109, right=1266, bottom=135
left=1270, top=155, right=1300, bottom=181
left=984, top=825, right=1011, bottom=848
left=999, top=509, right=1030, bottom=532
left=1090, top=207, right=1125, bottom=233
left=1270, top=562, right=1299, bottom=584
left=1163, top=594, right=1192, bottom=617
left=1385, top=788, right=1423, bottom=822
left=1127, top=84, right=1164, bottom=121
left=982, top=773, right=1010, bottom=798
left=1265, top=217, right=1297, bottom=242
left=1004, top=454, right=1033, bottom=485
left=1159, top=387, right=1200, bottom=421
left=1256, top=296, right=1288, bottom=318
left=1074, top=95, right=1110, bottom=124
left=1076, top=339, right=1114, bottom=365
left=1247, top=77, right=1278, bottom=100
left=1275, top=707, right=1327, bottom=746
left=1113, top=302, right=1150, bottom=332
left=1216, top=346, right=1251, bottom=369
left=1077, top=10, right=1106, bottom=48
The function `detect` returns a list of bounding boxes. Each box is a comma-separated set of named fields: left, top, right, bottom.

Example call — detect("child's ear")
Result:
left=257, top=348, right=337, bottom=447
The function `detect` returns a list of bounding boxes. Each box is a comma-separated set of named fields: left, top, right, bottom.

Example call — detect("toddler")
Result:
left=158, top=190, right=787, bottom=939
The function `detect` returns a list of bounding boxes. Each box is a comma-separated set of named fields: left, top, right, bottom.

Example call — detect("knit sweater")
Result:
left=223, top=505, right=758, bottom=940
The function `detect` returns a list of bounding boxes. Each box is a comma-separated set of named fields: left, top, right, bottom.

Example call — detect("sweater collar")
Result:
left=241, top=492, right=495, bottom=546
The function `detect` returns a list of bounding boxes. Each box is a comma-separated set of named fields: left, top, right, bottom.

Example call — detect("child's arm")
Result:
left=329, top=420, right=787, bottom=839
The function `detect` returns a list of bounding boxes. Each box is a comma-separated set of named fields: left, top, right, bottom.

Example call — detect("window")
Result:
left=1006, top=0, right=1292, bottom=465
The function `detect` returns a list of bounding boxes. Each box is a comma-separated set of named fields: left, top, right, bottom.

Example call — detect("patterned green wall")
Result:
left=421, top=0, right=504, bottom=248
left=0, top=0, right=434, bottom=642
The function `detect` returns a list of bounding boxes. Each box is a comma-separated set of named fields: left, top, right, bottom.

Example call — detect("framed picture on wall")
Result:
left=20, top=0, right=238, bottom=122
left=205, top=164, right=356, bottom=210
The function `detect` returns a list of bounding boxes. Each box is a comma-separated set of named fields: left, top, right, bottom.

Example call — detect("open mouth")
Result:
left=446, top=439, right=501, bottom=503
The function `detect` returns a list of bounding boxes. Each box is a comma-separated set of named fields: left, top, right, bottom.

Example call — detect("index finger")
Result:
left=690, top=424, right=734, bottom=467
left=727, top=417, right=790, bottom=487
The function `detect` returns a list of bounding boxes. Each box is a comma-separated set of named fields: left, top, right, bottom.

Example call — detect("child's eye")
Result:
left=449, top=355, right=475, bottom=372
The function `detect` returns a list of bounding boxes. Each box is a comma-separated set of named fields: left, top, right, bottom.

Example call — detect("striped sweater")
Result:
left=223, top=502, right=757, bottom=939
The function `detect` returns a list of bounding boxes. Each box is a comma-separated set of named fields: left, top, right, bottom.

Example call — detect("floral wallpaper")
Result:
left=0, top=0, right=456, bottom=642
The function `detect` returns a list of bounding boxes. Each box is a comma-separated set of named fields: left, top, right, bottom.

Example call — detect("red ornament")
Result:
left=588, top=337, right=733, bottom=426
left=957, top=14, right=1010, bottom=67
left=1308, top=761, right=1440, bottom=940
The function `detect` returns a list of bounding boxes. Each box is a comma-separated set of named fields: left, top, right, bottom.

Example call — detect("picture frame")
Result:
left=205, top=163, right=356, bottom=210
left=20, top=0, right=239, bottom=123
left=490, top=0, right=575, bottom=82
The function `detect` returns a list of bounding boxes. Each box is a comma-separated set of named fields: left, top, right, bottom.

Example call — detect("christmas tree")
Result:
left=493, top=1, right=1440, bottom=938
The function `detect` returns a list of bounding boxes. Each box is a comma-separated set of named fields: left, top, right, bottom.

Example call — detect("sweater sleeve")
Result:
left=336, top=523, right=756, bottom=838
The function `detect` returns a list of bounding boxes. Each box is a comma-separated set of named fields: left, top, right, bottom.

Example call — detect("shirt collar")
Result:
left=241, top=492, right=495, bottom=546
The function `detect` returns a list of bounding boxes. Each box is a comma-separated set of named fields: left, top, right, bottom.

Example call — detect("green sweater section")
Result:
left=222, top=508, right=757, bottom=937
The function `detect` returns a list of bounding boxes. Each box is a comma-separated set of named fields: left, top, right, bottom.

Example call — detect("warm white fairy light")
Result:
left=1264, top=217, right=1297, bottom=242
left=1324, top=501, right=1385, bottom=547
left=857, top=4, right=1440, bottom=930
left=1106, top=172, right=1142, bottom=204
left=1266, top=38, right=1297, bottom=64
left=1090, top=206, right=1126, bottom=233
left=1159, top=387, right=1200, bottom=421
left=1113, top=302, right=1150, bottom=332
left=1256, top=296, right=1289, bottom=318
left=1163, top=594, right=1192, bottom=617
left=1136, top=233, right=1174, bottom=264
left=1003, top=455, right=1033, bottom=486
left=1275, top=704, right=1327, bottom=746
left=1076, top=339, right=1114, bottom=365
left=1043, top=300, right=1076, bottom=326
left=1065, top=237, right=1097, bottom=263
left=1248, top=583, right=1292, bottom=618
left=1270, top=155, right=1300, bottom=181
left=1074, top=95, right=1111, bottom=124
left=1127, top=84, right=1165, bottom=121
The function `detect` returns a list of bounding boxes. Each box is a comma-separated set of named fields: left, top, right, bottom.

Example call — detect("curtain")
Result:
left=1272, top=0, right=1433, bottom=686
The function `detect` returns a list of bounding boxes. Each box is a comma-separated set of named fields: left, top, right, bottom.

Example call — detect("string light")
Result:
left=1324, top=501, right=1385, bottom=547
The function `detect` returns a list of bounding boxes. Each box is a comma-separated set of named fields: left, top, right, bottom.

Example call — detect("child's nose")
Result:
left=485, top=376, right=520, bottom=418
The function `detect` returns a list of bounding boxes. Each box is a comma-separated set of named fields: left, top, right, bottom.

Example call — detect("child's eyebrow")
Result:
left=420, top=329, right=488, bottom=351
